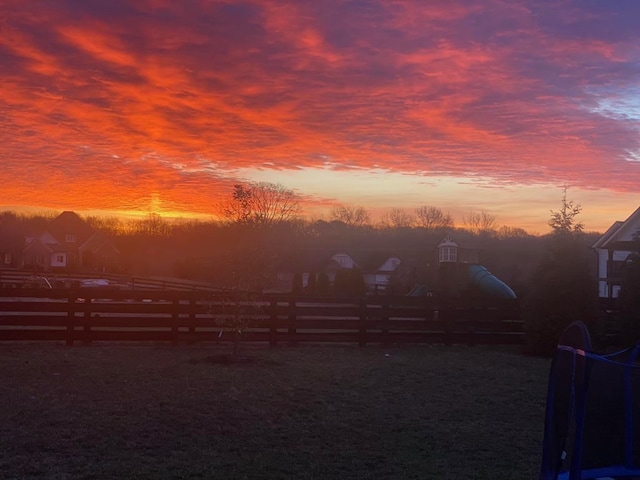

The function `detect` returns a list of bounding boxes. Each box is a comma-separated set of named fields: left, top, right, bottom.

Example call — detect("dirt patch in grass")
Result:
left=0, top=343, right=551, bottom=479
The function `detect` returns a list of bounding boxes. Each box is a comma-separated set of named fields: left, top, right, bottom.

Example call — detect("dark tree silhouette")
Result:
left=548, top=186, right=584, bottom=234
left=415, top=205, right=454, bottom=229
left=220, top=182, right=301, bottom=227
left=463, top=210, right=496, bottom=235
left=523, top=199, right=598, bottom=355
left=317, top=272, right=330, bottom=295
left=330, top=205, right=371, bottom=227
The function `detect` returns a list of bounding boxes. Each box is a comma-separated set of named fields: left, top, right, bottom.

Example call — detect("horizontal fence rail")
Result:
left=0, top=288, right=524, bottom=346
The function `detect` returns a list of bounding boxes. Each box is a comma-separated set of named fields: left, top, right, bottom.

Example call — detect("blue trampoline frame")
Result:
left=540, top=321, right=640, bottom=480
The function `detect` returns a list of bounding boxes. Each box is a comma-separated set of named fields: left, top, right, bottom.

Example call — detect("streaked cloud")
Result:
left=1, top=0, right=640, bottom=230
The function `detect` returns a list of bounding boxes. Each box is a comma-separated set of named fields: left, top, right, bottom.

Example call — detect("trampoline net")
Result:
left=541, top=320, right=640, bottom=479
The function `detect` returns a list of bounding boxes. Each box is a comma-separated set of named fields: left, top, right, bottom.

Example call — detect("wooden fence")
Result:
left=0, top=288, right=523, bottom=346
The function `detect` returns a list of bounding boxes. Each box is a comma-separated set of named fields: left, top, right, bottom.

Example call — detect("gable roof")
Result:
left=438, top=234, right=458, bottom=248
left=22, top=237, right=54, bottom=254
left=331, top=251, right=403, bottom=272
left=46, top=211, right=95, bottom=247
left=593, top=207, right=640, bottom=249
left=79, top=231, right=120, bottom=255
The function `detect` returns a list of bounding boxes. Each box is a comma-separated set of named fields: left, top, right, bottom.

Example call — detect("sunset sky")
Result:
left=2, top=0, right=640, bottom=233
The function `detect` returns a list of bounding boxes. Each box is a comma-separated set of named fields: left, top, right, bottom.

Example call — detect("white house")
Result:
left=327, top=253, right=402, bottom=292
left=22, top=211, right=120, bottom=272
left=362, top=256, right=401, bottom=294
left=593, top=206, right=640, bottom=298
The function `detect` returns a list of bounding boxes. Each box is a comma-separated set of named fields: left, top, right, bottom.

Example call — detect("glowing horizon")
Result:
left=2, top=1, right=640, bottom=234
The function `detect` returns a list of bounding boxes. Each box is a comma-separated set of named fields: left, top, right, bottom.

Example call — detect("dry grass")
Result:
left=0, top=343, right=550, bottom=479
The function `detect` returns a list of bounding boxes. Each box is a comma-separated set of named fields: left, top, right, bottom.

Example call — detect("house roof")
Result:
left=46, top=211, right=95, bottom=247
left=332, top=251, right=403, bottom=272
left=279, top=249, right=403, bottom=274
left=22, top=211, right=120, bottom=258
left=80, top=232, right=121, bottom=255
left=593, top=207, right=640, bottom=250
left=438, top=234, right=458, bottom=248
left=436, top=232, right=485, bottom=251
left=22, top=237, right=54, bottom=255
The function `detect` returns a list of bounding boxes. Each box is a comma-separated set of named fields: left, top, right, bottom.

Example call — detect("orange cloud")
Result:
left=1, top=0, right=640, bottom=229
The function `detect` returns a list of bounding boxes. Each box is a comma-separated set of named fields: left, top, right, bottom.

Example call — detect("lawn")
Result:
left=0, top=343, right=551, bottom=479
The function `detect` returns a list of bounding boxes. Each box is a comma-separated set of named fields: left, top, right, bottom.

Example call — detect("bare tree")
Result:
left=414, top=205, right=454, bottom=229
left=330, top=204, right=371, bottom=227
left=220, top=182, right=301, bottom=227
left=463, top=210, right=497, bottom=235
left=211, top=246, right=274, bottom=356
left=85, top=215, right=124, bottom=236
left=136, top=212, right=171, bottom=237
left=496, top=225, right=530, bottom=238
left=380, top=208, right=415, bottom=228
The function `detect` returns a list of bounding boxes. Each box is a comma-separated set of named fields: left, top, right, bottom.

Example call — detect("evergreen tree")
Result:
left=348, top=266, right=367, bottom=296
left=292, top=272, right=303, bottom=294
left=333, top=268, right=350, bottom=295
left=548, top=186, right=584, bottom=234
left=524, top=200, right=598, bottom=355
left=317, top=272, right=330, bottom=295
left=306, top=271, right=317, bottom=294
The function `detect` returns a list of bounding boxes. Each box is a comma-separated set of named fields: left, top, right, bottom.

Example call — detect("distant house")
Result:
left=321, top=252, right=403, bottom=294
left=592, top=206, right=640, bottom=298
left=274, top=251, right=404, bottom=295
left=22, top=211, right=121, bottom=272
left=361, top=255, right=402, bottom=294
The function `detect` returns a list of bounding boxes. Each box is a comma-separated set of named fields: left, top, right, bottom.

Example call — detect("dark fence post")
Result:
left=381, top=299, right=390, bottom=347
left=425, top=297, right=434, bottom=344
left=288, top=297, right=296, bottom=345
left=442, top=299, right=453, bottom=346
left=269, top=298, right=278, bottom=348
left=83, top=296, right=92, bottom=345
left=188, top=295, right=196, bottom=345
left=171, top=298, right=179, bottom=346
left=359, top=298, right=367, bottom=347
left=66, top=293, right=76, bottom=347
left=466, top=306, right=477, bottom=347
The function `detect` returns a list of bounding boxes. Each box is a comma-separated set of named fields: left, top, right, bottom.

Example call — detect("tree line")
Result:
left=218, top=181, right=520, bottom=235
left=0, top=181, right=543, bottom=238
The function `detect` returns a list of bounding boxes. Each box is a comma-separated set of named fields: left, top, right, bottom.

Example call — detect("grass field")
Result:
left=0, top=343, right=551, bottom=479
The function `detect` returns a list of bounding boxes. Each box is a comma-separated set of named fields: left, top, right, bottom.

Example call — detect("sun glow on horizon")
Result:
left=2, top=1, right=640, bottom=234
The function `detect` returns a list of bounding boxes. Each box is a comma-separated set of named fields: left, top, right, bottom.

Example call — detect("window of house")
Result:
left=439, top=246, right=457, bottom=263
left=334, top=254, right=350, bottom=268
left=65, top=234, right=77, bottom=243
left=56, top=254, right=65, bottom=263
left=4, top=253, right=11, bottom=264
left=35, top=254, right=44, bottom=265
left=612, top=285, right=621, bottom=298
